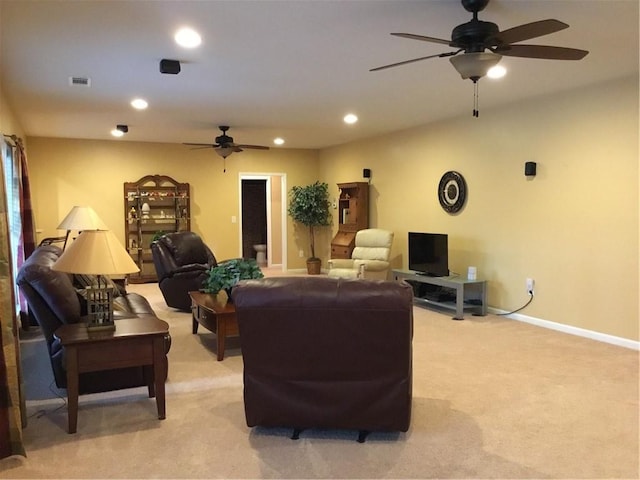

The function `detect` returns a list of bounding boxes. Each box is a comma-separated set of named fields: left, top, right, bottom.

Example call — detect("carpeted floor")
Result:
left=1, top=274, right=638, bottom=479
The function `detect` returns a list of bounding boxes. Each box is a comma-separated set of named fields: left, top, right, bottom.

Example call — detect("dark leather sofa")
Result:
left=151, top=231, right=218, bottom=311
left=17, top=245, right=171, bottom=394
left=233, top=276, right=414, bottom=441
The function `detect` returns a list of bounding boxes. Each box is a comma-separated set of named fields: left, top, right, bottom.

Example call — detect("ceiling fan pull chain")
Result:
left=473, top=81, right=479, bottom=118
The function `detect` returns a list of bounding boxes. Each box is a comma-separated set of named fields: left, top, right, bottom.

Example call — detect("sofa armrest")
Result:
left=114, top=293, right=155, bottom=316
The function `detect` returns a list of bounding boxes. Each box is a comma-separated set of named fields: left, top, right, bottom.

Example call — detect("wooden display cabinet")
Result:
left=330, top=182, right=369, bottom=259
left=124, top=175, right=190, bottom=283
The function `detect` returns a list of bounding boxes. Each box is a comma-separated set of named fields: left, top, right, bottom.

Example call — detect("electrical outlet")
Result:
left=299, top=250, right=304, bottom=258
left=526, top=278, right=535, bottom=295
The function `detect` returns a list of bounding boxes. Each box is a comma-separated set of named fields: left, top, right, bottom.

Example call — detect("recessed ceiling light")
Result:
left=111, top=129, right=124, bottom=138
left=273, top=137, right=285, bottom=146
left=487, top=65, right=507, bottom=79
left=131, top=98, right=148, bottom=110
left=343, top=113, right=358, bottom=124
left=174, top=27, right=201, bottom=48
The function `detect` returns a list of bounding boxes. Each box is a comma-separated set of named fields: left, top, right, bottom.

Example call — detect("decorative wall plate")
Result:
left=438, top=171, right=467, bottom=214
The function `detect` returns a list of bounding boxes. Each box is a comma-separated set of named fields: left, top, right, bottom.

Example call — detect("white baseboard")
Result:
left=489, top=308, right=640, bottom=351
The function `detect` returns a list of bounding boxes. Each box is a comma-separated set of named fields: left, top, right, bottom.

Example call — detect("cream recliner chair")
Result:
left=328, top=229, right=394, bottom=280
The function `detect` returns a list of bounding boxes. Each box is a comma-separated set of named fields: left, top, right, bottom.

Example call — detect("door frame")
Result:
left=238, top=173, right=287, bottom=270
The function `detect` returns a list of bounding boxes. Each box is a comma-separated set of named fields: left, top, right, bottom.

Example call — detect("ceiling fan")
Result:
left=184, top=125, right=269, bottom=161
left=371, top=0, right=588, bottom=115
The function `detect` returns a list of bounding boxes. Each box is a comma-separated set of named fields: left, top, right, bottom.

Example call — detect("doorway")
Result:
left=239, top=174, right=286, bottom=271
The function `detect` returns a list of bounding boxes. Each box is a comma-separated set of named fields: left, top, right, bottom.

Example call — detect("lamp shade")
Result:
left=450, top=52, right=502, bottom=80
left=52, top=229, right=139, bottom=275
left=57, top=206, right=108, bottom=231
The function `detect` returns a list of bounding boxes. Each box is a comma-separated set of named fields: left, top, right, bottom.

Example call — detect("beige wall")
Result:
left=269, top=175, right=283, bottom=265
left=13, top=75, right=640, bottom=342
left=0, top=87, right=24, bottom=140
left=319, top=76, right=639, bottom=341
left=24, top=138, right=319, bottom=269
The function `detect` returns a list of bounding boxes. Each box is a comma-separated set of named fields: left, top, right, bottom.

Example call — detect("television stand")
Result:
left=392, top=269, right=487, bottom=320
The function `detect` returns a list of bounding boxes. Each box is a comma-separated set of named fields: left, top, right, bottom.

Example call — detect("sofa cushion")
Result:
left=114, top=294, right=155, bottom=316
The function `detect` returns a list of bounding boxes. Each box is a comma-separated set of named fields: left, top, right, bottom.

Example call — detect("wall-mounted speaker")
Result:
left=525, top=161, right=537, bottom=176
left=160, top=59, right=181, bottom=75
left=363, top=168, right=371, bottom=178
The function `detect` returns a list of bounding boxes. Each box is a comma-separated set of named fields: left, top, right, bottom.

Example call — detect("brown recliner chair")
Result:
left=151, top=231, right=218, bottom=311
left=233, top=276, right=414, bottom=442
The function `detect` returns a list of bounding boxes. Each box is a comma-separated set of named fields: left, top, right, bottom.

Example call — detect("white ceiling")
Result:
left=1, top=0, right=638, bottom=150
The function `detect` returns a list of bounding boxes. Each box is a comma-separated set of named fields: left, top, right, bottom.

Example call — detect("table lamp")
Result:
left=57, top=206, right=108, bottom=249
left=52, top=229, right=140, bottom=331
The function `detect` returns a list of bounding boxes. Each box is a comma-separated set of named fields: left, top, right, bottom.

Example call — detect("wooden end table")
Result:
left=189, top=290, right=238, bottom=361
left=54, top=315, right=169, bottom=434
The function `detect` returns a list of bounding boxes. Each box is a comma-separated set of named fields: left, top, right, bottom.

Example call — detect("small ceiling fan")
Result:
left=370, top=0, right=588, bottom=115
left=184, top=125, right=269, bottom=160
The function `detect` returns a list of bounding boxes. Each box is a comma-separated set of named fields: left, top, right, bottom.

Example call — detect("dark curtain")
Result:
left=15, top=137, right=35, bottom=258
left=0, top=136, right=26, bottom=458
left=15, top=137, right=36, bottom=321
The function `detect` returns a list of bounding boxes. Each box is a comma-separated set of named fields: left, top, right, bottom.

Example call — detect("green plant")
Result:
left=202, top=258, right=264, bottom=294
left=287, top=181, right=331, bottom=260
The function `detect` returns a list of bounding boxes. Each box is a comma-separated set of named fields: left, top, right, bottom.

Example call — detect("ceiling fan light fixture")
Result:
left=215, top=146, right=234, bottom=159
left=449, top=52, right=502, bottom=81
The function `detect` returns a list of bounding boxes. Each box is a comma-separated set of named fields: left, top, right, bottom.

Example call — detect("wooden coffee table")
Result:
left=54, top=315, right=169, bottom=434
left=189, top=290, right=238, bottom=361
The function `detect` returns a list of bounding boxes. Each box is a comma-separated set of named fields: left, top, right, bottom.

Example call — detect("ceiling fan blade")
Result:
left=238, top=144, right=270, bottom=150
left=370, top=51, right=459, bottom=72
left=495, top=44, right=588, bottom=60
left=492, top=19, right=569, bottom=46
left=183, top=142, right=216, bottom=147
left=391, top=32, right=451, bottom=46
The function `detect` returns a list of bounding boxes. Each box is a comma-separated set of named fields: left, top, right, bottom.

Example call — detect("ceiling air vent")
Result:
left=69, top=76, right=91, bottom=87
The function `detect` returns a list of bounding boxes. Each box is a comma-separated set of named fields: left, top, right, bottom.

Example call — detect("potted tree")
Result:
left=288, top=181, right=332, bottom=274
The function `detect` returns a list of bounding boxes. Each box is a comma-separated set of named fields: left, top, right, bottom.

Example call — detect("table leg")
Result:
left=454, top=284, right=464, bottom=320
left=192, top=304, right=199, bottom=334
left=480, top=283, right=487, bottom=316
left=216, top=317, right=226, bottom=361
left=65, top=346, right=79, bottom=434
left=152, top=336, right=166, bottom=420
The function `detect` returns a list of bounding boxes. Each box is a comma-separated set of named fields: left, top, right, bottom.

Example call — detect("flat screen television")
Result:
left=408, top=232, right=449, bottom=277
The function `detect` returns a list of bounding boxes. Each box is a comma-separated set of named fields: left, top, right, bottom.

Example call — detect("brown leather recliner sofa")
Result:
left=233, top=276, right=414, bottom=442
left=151, top=231, right=218, bottom=311
left=17, top=245, right=171, bottom=394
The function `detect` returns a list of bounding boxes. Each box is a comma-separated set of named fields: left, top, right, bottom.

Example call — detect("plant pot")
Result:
left=306, top=258, right=321, bottom=275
